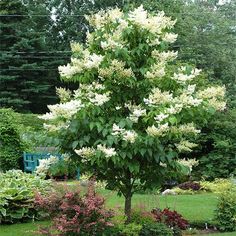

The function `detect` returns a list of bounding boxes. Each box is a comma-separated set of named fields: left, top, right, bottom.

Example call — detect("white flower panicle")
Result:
left=97, top=144, right=117, bottom=157
left=88, top=92, right=111, bottom=106
left=112, top=124, right=138, bottom=143
left=177, top=158, right=199, bottom=172
left=99, top=59, right=133, bottom=80
left=144, top=88, right=173, bottom=106
left=86, top=8, right=123, bottom=29
left=152, top=50, right=178, bottom=62
left=197, top=86, right=225, bottom=99
left=75, top=147, right=95, bottom=158
left=84, top=54, right=104, bottom=69
left=128, top=5, right=176, bottom=35
left=56, top=87, right=72, bottom=103
left=197, top=86, right=226, bottom=111
left=39, top=100, right=84, bottom=121
left=129, top=108, right=146, bottom=123
left=35, top=156, right=58, bottom=175
left=173, top=67, right=201, bottom=84
left=175, top=140, right=198, bottom=152
left=154, top=113, right=169, bottom=123
left=146, top=123, right=169, bottom=137
left=145, top=63, right=166, bottom=79
left=112, top=124, right=125, bottom=135
left=122, top=130, right=138, bottom=143
left=177, top=123, right=201, bottom=134
left=162, top=33, right=178, bottom=43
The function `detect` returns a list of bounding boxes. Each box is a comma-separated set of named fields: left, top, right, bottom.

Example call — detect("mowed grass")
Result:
left=99, top=189, right=218, bottom=222
left=1, top=187, right=234, bottom=236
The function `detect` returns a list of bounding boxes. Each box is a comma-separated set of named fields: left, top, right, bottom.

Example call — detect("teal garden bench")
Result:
left=23, top=152, right=80, bottom=179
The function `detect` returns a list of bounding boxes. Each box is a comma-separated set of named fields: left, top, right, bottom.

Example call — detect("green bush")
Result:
left=139, top=223, right=173, bottom=236
left=215, top=187, right=236, bottom=232
left=119, top=223, right=142, bottom=236
left=0, top=170, right=51, bottom=223
left=194, top=109, right=236, bottom=180
left=0, top=108, right=25, bottom=171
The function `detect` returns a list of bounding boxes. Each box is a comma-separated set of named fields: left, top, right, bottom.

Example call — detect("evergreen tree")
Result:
left=0, top=0, right=62, bottom=113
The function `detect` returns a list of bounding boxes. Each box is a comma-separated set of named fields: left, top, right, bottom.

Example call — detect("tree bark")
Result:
left=124, top=190, right=132, bottom=224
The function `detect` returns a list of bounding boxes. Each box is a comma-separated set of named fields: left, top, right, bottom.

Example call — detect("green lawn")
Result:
left=100, top=189, right=217, bottom=222
left=0, top=189, right=234, bottom=236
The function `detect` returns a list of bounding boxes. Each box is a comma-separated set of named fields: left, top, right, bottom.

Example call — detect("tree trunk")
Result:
left=124, top=189, right=132, bottom=223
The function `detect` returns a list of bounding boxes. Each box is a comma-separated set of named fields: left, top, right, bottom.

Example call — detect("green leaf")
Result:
left=72, top=140, right=79, bottom=149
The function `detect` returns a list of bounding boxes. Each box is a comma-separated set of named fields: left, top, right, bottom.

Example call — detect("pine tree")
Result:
left=0, top=0, right=62, bottom=113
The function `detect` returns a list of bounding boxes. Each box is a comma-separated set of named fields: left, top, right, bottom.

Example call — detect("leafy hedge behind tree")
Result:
left=0, top=108, right=25, bottom=171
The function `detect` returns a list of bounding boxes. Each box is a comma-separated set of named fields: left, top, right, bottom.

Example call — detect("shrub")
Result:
left=139, top=222, right=173, bottom=236
left=0, top=108, right=24, bottom=171
left=118, top=223, right=142, bottom=236
left=215, top=187, right=236, bottom=232
left=130, top=207, right=155, bottom=225
left=171, top=187, right=196, bottom=195
left=36, top=183, right=114, bottom=236
left=200, top=178, right=234, bottom=193
left=178, top=181, right=201, bottom=191
left=152, top=208, right=189, bottom=230
left=0, top=170, right=50, bottom=223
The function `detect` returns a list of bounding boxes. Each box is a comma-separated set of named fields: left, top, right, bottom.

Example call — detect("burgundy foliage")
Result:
left=35, top=184, right=114, bottom=236
left=151, top=208, right=189, bottom=230
left=178, top=181, right=201, bottom=191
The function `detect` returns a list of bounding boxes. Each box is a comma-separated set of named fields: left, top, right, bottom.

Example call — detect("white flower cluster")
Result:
left=177, top=158, right=199, bottom=172
left=197, top=86, right=226, bottom=111
left=152, top=50, right=178, bottom=63
left=125, top=103, right=146, bottom=122
left=175, top=140, right=198, bottom=152
left=112, top=124, right=138, bottom=143
left=35, top=155, right=58, bottom=176
left=145, top=63, right=166, bottom=79
left=39, top=100, right=84, bottom=121
left=128, top=5, right=176, bottom=35
left=56, top=87, right=71, bottom=103
left=144, top=88, right=173, bottom=106
left=75, top=147, right=95, bottom=159
left=175, top=93, right=202, bottom=108
left=74, top=82, right=111, bottom=106
left=173, top=66, right=202, bottom=84
left=146, top=123, right=169, bottom=137
left=99, top=59, right=133, bottom=80
left=86, top=8, right=123, bottom=29
left=58, top=51, right=103, bottom=79
left=97, top=144, right=117, bottom=157
left=162, top=33, right=178, bottom=43
left=176, top=123, right=201, bottom=135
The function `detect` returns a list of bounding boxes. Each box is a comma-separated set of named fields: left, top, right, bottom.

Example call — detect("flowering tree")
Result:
left=40, top=6, right=226, bottom=221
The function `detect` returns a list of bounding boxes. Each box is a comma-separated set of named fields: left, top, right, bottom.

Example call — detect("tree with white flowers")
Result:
left=40, top=6, right=226, bottom=221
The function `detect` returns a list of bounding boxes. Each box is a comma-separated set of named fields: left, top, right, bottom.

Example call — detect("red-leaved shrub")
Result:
left=178, top=181, right=201, bottom=191
left=35, top=183, right=114, bottom=236
left=151, top=208, right=189, bottom=230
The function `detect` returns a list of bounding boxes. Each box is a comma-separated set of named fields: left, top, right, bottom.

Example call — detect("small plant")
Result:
left=178, top=181, right=201, bottom=191
left=139, top=222, right=173, bottom=236
left=119, top=223, right=142, bottom=236
left=215, top=187, right=236, bottom=232
left=152, top=208, right=189, bottom=230
left=36, top=183, right=114, bottom=235
left=130, top=207, right=155, bottom=225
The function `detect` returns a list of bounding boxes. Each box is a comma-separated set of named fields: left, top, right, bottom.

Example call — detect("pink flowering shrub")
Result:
left=35, top=184, right=114, bottom=236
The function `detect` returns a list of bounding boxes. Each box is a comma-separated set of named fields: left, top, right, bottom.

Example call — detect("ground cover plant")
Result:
left=40, top=5, right=226, bottom=222
left=0, top=170, right=51, bottom=223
